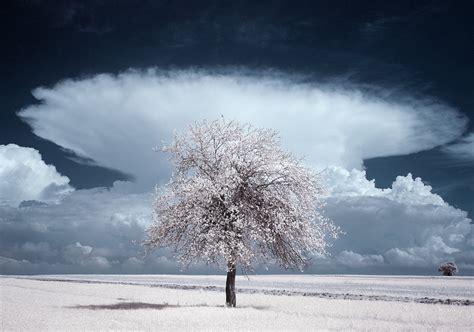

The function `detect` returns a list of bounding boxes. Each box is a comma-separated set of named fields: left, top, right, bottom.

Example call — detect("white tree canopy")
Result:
left=438, top=261, right=458, bottom=276
left=145, top=119, right=339, bottom=272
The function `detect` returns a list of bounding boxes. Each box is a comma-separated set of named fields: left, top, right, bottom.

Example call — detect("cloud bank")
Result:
left=18, top=70, right=466, bottom=192
left=0, top=186, right=176, bottom=274
left=0, top=144, right=73, bottom=206
left=317, top=167, right=473, bottom=274
left=3, top=70, right=471, bottom=275
left=1, top=156, right=471, bottom=274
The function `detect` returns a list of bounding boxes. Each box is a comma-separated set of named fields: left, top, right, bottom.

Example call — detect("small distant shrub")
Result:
left=438, top=262, right=458, bottom=276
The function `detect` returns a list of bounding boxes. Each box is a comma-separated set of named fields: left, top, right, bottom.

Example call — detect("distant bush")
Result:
left=438, top=262, right=458, bottom=276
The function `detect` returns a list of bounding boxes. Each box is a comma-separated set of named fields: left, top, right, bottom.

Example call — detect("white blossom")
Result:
left=145, top=119, right=339, bottom=272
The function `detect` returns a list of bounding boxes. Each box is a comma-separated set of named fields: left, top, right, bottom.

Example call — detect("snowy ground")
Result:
left=1, top=275, right=473, bottom=330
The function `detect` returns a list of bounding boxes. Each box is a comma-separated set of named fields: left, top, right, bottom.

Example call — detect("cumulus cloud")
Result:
left=317, top=168, right=473, bottom=274
left=323, top=166, right=445, bottom=205
left=323, top=167, right=385, bottom=197
left=18, top=69, right=466, bottom=192
left=442, top=133, right=474, bottom=161
left=0, top=167, right=471, bottom=274
left=0, top=144, right=73, bottom=206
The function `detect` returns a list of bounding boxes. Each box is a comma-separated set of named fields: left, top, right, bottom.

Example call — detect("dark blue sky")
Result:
left=1, top=0, right=473, bottom=275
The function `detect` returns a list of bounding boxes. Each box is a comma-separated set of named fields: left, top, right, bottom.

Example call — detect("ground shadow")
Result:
left=70, top=302, right=175, bottom=310
left=68, top=302, right=268, bottom=311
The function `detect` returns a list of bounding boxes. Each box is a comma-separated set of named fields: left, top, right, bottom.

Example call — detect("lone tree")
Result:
left=438, top=262, right=458, bottom=276
left=145, top=119, right=339, bottom=307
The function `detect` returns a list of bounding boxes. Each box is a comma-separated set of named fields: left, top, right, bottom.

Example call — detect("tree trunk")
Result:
left=225, top=264, right=236, bottom=307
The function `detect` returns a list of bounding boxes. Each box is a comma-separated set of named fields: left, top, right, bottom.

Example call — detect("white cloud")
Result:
left=320, top=168, right=473, bottom=273
left=324, top=166, right=445, bottom=206
left=0, top=144, right=73, bottom=206
left=323, top=167, right=384, bottom=197
left=18, top=69, right=466, bottom=192
left=389, top=174, right=446, bottom=206
left=442, top=133, right=474, bottom=161
left=0, top=168, right=471, bottom=274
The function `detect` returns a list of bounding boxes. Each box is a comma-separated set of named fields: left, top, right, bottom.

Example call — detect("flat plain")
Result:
left=1, top=274, right=473, bottom=330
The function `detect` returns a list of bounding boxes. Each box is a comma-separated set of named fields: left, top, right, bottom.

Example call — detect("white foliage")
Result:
left=145, top=119, right=339, bottom=272
left=438, top=261, right=458, bottom=276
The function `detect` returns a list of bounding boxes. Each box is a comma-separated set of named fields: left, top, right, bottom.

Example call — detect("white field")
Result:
left=1, top=275, right=473, bottom=331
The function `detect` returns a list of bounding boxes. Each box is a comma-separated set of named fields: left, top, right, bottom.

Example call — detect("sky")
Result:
left=1, top=0, right=473, bottom=275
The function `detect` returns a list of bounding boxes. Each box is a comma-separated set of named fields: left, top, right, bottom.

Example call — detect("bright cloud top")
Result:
left=18, top=69, right=466, bottom=192
left=0, top=144, right=73, bottom=206
left=320, top=167, right=472, bottom=273
left=324, top=166, right=445, bottom=205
